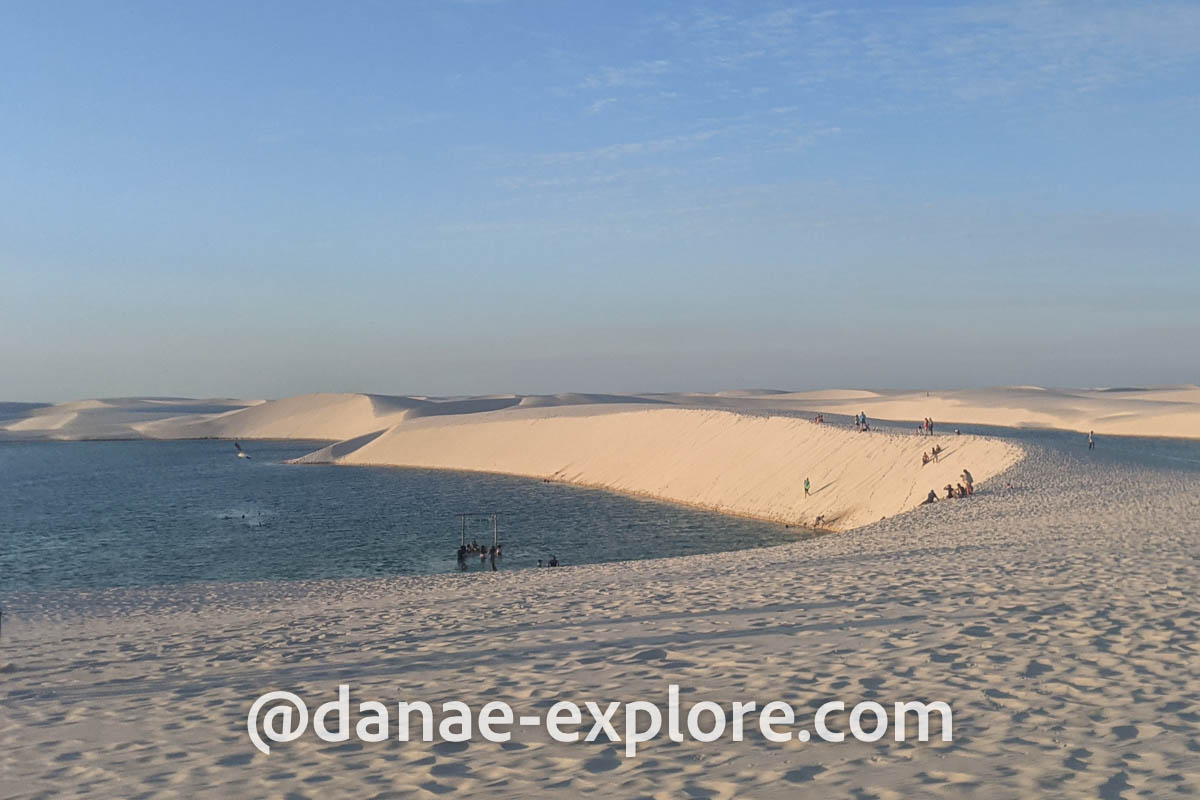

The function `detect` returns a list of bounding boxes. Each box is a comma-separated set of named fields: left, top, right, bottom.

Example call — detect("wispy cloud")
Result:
left=581, top=59, right=670, bottom=89
left=586, top=97, right=618, bottom=115
left=652, top=1, right=1200, bottom=108
left=794, top=125, right=841, bottom=150
left=532, top=129, right=725, bottom=166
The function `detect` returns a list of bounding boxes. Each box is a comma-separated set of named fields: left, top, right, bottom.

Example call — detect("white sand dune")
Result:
left=667, top=385, right=1200, bottom=439
left=0, top=397, right=258, bottom=440
left=135, top=392, right=419, bottom=441
left=295, top=406, right=1019, bottom=531
left=7, top=385, right=1200, bottom=443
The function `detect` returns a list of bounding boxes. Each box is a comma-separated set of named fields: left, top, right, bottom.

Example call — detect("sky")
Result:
left=2, top=0, right=1198, bottom=401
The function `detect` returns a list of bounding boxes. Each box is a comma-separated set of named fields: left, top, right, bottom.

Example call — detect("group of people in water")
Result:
left=457, top=540, right=501, bottom=571
left=920, top=469, right=975, bottom=505
left=456, top=541, right=565, bottom=571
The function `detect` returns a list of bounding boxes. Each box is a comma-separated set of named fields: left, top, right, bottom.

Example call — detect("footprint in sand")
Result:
left=783, top=765, right=826, bottom=783
left=433, top=740, right=470, bottom=756
left=632, top=648, right=668, bottom=661
left=1111, top=725, right=1138, bottom=740
left=582, top=747, right=621, bottom=773
left=1063, top=747, right=1091, bottom=770
left=1023, top=660, right=1053, bottom=678
left=1098, top=770, right=1132, bottom=800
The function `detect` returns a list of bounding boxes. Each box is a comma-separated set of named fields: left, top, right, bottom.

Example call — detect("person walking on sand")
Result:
left=1088, top=431, right=1095, bottom=450
left=804, top=477, right=811, bottom=497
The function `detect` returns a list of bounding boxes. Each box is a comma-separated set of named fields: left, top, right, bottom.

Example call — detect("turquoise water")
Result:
left=0, top=439, right=808, bottom=590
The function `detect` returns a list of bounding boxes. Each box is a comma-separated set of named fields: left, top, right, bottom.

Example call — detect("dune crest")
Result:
left=298, top=407, right=1021, bottom=531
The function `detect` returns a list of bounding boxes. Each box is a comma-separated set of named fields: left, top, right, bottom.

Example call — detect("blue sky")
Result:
left=2, top=1, right=1198, bottom=400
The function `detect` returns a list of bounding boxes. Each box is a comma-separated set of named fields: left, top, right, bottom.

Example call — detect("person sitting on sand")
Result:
left=956, top=483, right=966, bottom=498
left=921, top=489, right=938, bottom=505
left=945, top=484, right=955, bottom=499
left=922, top=452, right=930, bottom=466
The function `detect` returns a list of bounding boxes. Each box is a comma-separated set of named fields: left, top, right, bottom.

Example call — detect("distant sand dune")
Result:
left=9, top=385, right=1199, bottom=442
left=0, top=397, right=255, bottom=439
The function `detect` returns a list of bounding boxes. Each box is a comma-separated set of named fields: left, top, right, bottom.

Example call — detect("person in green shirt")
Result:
left=804, top=477, right=811, bottom=497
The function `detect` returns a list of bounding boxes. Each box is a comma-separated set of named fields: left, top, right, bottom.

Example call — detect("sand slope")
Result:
left=295, top=406, right=1019, bottom=531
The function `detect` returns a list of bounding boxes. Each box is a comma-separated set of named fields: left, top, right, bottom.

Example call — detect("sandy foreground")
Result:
left=2, top=390, right=1199, bottom=798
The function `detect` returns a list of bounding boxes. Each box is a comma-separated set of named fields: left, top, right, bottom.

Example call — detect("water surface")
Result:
left=0, top=439, right=808, bottom=590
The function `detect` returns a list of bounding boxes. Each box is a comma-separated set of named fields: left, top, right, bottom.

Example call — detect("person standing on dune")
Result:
left=804, top=477, right=811, bottom=497
left=1089, top=431, right=1095, bottom=450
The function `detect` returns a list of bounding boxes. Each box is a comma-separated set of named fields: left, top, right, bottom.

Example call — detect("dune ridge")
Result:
left=294, top=406, right=1020, bottom=531
left=6, top=385, right=1200, bottom=441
